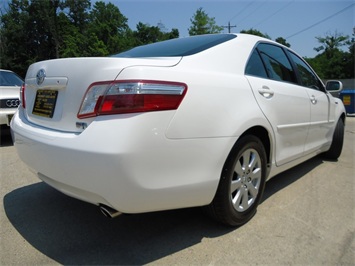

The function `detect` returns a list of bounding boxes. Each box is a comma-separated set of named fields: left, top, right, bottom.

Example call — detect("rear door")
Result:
left=245, top=43, right=311, bottom=166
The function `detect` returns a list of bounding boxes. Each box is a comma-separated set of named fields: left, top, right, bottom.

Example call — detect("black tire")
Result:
left=323, top=118, right=344, bottom=160
left=207, top=135, right=267, bottom=226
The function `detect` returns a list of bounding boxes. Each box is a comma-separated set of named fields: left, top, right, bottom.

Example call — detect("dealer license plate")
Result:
left=32, top=90, right=58, bottom=118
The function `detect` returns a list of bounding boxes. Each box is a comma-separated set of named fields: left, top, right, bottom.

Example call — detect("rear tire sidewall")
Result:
left=216, top=135, right=267, bottom=226
left=324, top=118, right=344, bottom=160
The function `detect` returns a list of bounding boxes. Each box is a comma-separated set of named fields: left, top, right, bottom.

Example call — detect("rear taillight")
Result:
left=20, top=83, right=26, bottom=108
left=78, top=80, right=187, bottom=118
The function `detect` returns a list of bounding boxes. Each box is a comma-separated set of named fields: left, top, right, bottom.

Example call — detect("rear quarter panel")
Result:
left=118, top=36, right=272, bottom=140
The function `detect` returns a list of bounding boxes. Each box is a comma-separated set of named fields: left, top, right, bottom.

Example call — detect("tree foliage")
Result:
left=306, top=31, right=354, bottom=79
left=314, top=31, right=350, bottom=56
left=188, top=7, right=223, bottom=36
left=240, top=28, right=271, bottom=39
left=275, top=37, right=290, bottom=48
left=0, top=1, right=28, bottom=75
left=0, top=1, right=353, bottom=80
left=133, top=22, right=179, bottom=46
left=88, top=1, right=131, bottom=55
left=0, top=0, right=178, bottom=77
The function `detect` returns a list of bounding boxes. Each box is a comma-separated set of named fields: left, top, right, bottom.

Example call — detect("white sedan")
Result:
left=0, top=69, right=23, bottom=126
left=11, top=34, right=345, bottom=226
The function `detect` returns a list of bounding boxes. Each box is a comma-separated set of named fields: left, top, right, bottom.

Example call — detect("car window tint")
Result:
left=288, top=52, right=322, bottom=90
left=113, top=34, right=237, bottom=57
left=0, top=71, right=23, bottom=87
left=245, top=49, right=268, bottom=78
left=257, top=43, right=296, bottom=83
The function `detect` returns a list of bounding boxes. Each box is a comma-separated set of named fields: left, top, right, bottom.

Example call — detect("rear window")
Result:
left=113, top=34, right=236, bottom=58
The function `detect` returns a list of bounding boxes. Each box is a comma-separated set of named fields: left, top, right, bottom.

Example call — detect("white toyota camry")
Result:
left=11, top=34, right=346, bottom=226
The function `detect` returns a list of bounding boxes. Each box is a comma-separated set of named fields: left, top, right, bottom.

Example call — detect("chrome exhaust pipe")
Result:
left=99, top=204, right=122, bottom=218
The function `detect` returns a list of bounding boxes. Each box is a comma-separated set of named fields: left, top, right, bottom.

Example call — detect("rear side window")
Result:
left=113, top=34, right=237, bottom=58
left=245, top=49, right=268, bottom=78
left=288, top=52, right=323, bottom=90
left=257, top=43, right=296, bottom=83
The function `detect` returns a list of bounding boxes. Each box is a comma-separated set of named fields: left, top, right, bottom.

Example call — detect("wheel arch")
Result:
left=222, top=125, right=272, bottom=177
left=216, top=126, right=271, bottom=182
left=208, top=126, right=272, bottom=226
left=240, top=126, right=271, bottom=167
left=340, top=112, right=346, bottom=125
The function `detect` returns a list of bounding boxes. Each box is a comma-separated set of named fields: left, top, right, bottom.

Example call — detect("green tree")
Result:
left=59, top=21, right=86, bottom=57
left=62, top=0, right=90, bottom=34
left=240, top=28, right=271, bottom=39
left=307, top=50, right=350, bottom=79
left=86, top=32, right=109, bottom=56
left=167, top=28, right=179, bottom=40
left=346, top=29, right=355, bottom=78
left=1, top=0, right=34, bottom=77
left=27, top=0, right=62, bottom=60
left=88, top=1, right=130, bottom=54
left=307, top=31, right=353, bottom=79
left=133, top=22, right=179, bottom=47
left=275, top=37, right=290, bottom=47
left=134, top=22, right=162, bottom=45
left=60, top=0, right=92, bottom=56
left=314, top=31, right=350, bottom=58
left=188, top=7, right=223, bottom=36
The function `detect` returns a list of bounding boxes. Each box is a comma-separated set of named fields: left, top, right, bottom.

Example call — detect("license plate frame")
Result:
left=32, top=89, right=58, bottom=118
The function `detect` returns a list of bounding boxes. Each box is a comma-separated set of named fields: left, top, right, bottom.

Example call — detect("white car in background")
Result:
left=0, top=69, right=22, bottom=126
left=11, top=34, right=346, bottom=226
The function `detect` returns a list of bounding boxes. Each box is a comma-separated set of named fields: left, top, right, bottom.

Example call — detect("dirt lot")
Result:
left=1, top=119, right=354, bottom=265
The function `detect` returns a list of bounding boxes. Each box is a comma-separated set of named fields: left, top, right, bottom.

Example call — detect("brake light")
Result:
left=78, top=80, right=187, bottom=118
left=20, top=83, right=26, bottom=108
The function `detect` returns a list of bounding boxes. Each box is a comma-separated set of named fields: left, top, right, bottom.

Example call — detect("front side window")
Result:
left=257, top=43, right=297, bottom=83
left=288, top=52, right=323, bottom=90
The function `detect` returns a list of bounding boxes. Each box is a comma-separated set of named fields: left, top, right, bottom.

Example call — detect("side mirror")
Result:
left=326, top=80, right=343, bottom=98
left=326, top=80, right=343, bottom=92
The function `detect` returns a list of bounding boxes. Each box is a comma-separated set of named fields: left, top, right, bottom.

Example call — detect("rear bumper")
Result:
left=11, top=108, right=236, bottom=213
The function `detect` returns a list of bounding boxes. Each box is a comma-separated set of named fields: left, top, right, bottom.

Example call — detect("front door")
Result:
left=287, top=52, right=331, bottom=153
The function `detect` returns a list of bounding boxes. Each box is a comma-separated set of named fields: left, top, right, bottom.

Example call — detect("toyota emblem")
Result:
left=36, top=69, right=46, bottom=85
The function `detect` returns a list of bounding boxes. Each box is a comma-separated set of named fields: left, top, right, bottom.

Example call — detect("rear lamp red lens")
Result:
left=78, top=80, right=187, bottom=118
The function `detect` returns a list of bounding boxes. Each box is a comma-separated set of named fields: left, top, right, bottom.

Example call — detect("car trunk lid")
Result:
left=23, top=57, right=181, bottom=133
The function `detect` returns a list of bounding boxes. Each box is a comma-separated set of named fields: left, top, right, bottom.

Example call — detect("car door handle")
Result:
left=258, top=86, right=274, bottom=99
left=310, top=95, right=317, bottom=104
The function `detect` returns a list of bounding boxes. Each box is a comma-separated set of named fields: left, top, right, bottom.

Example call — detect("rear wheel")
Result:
left=208, top=135, right=267, bottom=226
left=323, top=118, right=344, bottom=160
